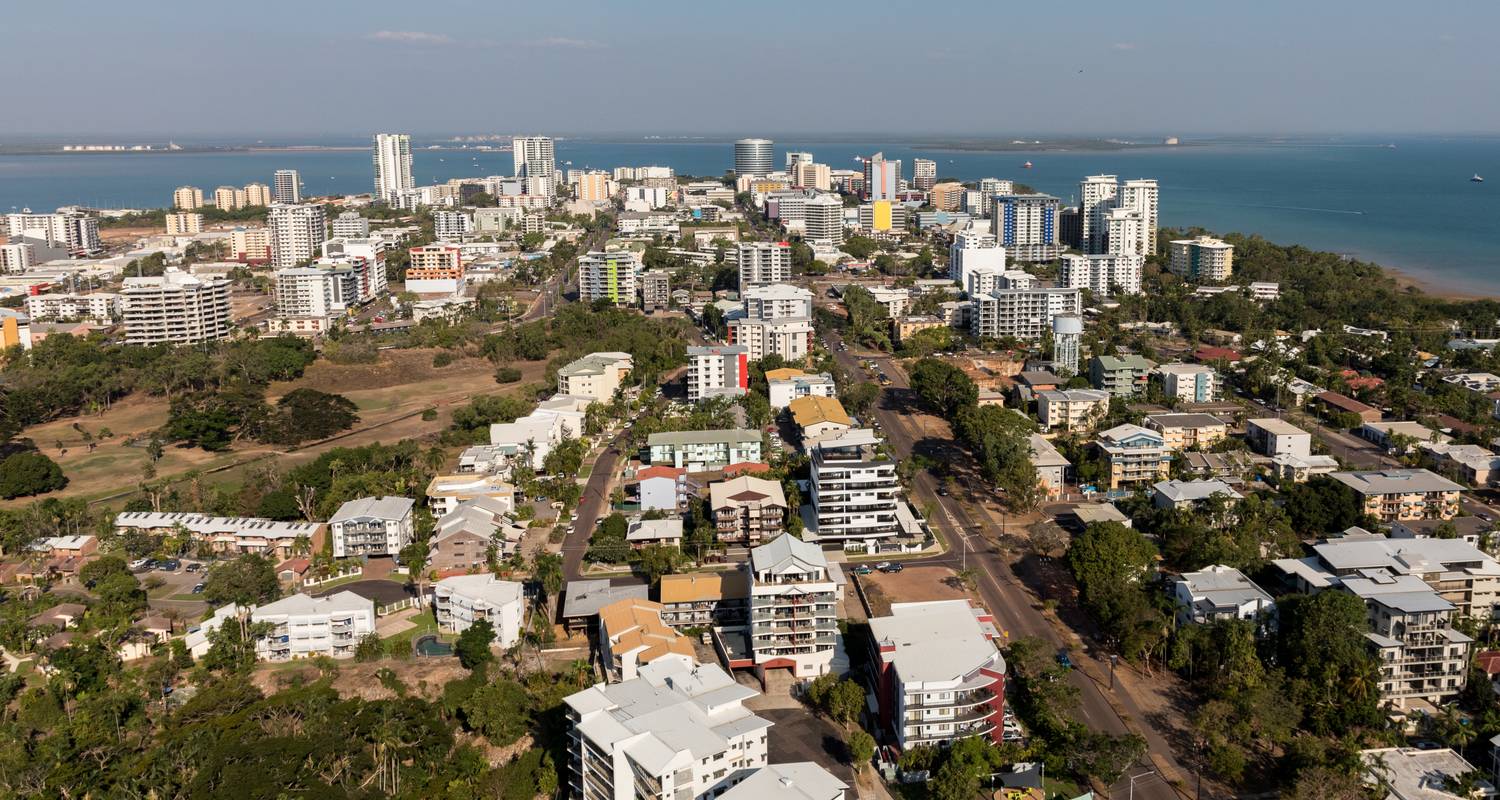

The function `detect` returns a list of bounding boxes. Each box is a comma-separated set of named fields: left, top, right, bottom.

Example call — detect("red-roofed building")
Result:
left=636, top=466, right=689, bottom=512
left=1315, top=391, right=1382, bottom=423
left=1193, top=346, right=1242, bottom=364
left=275, top=558, right=311, bottom=588
left=1476, top=650, right=1500, bottom=677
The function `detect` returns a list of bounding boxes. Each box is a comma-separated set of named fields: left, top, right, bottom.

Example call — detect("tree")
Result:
left=846, top=729, right=875, bottom=767
left=635, top=544, right=685, bottom=584
left=254, top=388, right=359, bottom=445
left=1274, top=590, right=1382, bottom=734
left=841, top=381, right=880, bottom=417
left=1281, top=476, right=1366, bottom=534
left=909, top=358, right=978, bottom=417
left=0, top=450, right=67, bottom=499
left=461, top=677, right=531, bottom=745
left=455, top=619, right=496, bottom=671
left=202, top=553, right=280, bottom=607
left=354, top=633, right=385, bottom=662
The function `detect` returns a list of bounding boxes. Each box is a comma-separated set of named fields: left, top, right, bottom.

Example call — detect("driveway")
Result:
left=760, top=708, right=856, bottom=789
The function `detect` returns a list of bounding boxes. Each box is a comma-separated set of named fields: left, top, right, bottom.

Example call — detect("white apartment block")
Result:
left=1104, top=208, right=1145, bottom=256
left=558, top=352, right=634, bottom=401
left=433, top=210, right=473, bottom=241
left=330, top=210, right=370, bottom=239
left=729, top=284, right=815, bottom=363
left=802, top=194, right=844, bottom=246
left=1155, top=363, right=1221, bottom=403
left=1117, top=179, right=1159, bottom=256
left=579, top=251, right=641, bottom=306
left=0, top=241, right=33, bottom=274
left=121, top=268, right=232, bottom=345
left=1246, top=418, right=1313, bottom=458
left=4, top=211, right=100, bottom=255
left=165, top=212, right=203, bottom=236
left=970, top=287, right=1081, bottom=341
left=434, top=574, right=525, bottom=646
left=512, top=136, right=557, bottom=192
left=113, top=511, right=320, bottom=561
left=688, top=345, right=749, bottom=401
left=647, top=430, right=762, bottom=472
left=808, top=428, right=900, bottom=545
left=948, top=229, right=1005, bottom=289
left=1058, top=253, right=1143, bottom=296
left=267, top=203, right=327, bottom=269
left=273, top=169, right=301, bottom=204
left=1173, top=565, right=1275, bottom=626
left=871, top=600, right=1007, bottom=749
left=373, top=133, right=414, bottom=203
left=25, top=292, right=120, bottom=323
left=1037, top=389, right=1111, bottom=430
left=250, top=591, right=376, bottom=661
left=564, top=660, right=771, bottom=800
left=736, top=242, right=792, bottom=288
left=1081, top=176, right=1157, bottom=256
left=749, top=535, right=839, bottom=678
left=768, top=372, right=837, bottom=409
left=328, top=496, right=415, bottom=558
left=1169, top=236, right=1235, bottom=283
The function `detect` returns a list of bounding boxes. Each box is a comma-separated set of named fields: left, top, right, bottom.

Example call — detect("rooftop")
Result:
left=1153, top=479, right=1243, bottom=504
left=1144, top=413, right=1228, bottom=430
left=599, top=599, right=696, bottom=665
left=1360, top=747, right=1496, bottom=800
left=869, top=600, right=1005, bottom=684
left=750, top=534, right=828, bottom=575
left=1248, top=417, right=1309, bottom=436
left=1176, top=565, right=1273, bottom=611
left=709, top=475, right=787, bottom=510
left=658, top=570, right=751, bottom=604
left=648, top=429, right=761, bottom=447
left=788, top=395, right=852, bottom=428
left=718, top=763, right=847, bottom=800
left=1329, top=469, right=1463, bottom=496
left=563, top=579, right=651, bottom=619
left=255, top=590, right=373, bottom=618
left=328, top=496, right=414, bottom=523
left=626, top=519, right=685, bottom=542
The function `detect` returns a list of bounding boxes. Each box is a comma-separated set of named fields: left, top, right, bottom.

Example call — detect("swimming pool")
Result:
left=414, top=635, right=452, bottom=657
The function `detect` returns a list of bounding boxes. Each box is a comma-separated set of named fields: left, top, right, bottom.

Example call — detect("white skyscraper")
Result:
left=372, top=134, right=413, bottom=204
left=1079, top=174, right=1119, bottom=254
left=736, top=242, right=792, bottom=288
left=912, top=158, right=937, bottom=191
left=1118, top=179, right=1160, bottom=256
left=1080, top=175, right=1158, bottom=256
left=803, top=194, right=844, bottom=246
left=512, top=136, right=557, bottom=193
left=948, top=229, right=1006, bottom=289
left=273, top=170, right=301, bottom=204
left=267, top=204, right=327, bottom=269
left=734, top=138, right=774, bottom=177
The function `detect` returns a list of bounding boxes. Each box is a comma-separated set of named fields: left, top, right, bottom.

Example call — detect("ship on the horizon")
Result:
left=1473, top=174, right=1485, bottom=183
left=1022, top=161, right=1033, bottom=169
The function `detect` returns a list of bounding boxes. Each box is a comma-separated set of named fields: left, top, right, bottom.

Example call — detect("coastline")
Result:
left=1383, top=264, right=1491, bottom=301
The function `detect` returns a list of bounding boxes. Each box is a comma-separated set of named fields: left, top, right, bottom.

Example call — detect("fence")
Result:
left=377, top=598, right=418, bottom=616
left=301, top=566, right=363, bottom=589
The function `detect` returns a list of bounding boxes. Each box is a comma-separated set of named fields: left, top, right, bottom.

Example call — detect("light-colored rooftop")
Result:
left=1329, top=469, right=1463, bottom=496
left=1248, top=417, right=1309, bottom=436
left=1153, top=479, right=1243, bottom=504
left=869, top=600, right=1005, bottom=685
left=750, top=534, right=827, bottom=575
left=709, top=476, right=787, bottom=510
left=254, top=590, right=373, bottom=618
left=328, top=496, right=414, bottom=523
left=719, top=763, right=847, bottom=800
left=435, top=574, right=525, bottom=607
left=1360, top=746, right=1496, bottom=800
left=648, top=429, right=761, bottom=447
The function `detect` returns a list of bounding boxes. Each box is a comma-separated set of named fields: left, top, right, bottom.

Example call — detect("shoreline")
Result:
left=1383, top=264, right=1491, bottom=301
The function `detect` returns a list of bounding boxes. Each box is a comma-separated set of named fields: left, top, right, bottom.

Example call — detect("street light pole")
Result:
left=1128, top=770, right=1155, bottom=800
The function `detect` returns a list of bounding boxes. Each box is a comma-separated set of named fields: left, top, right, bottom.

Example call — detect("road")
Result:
left=824, top=331, right=1191, bottom=800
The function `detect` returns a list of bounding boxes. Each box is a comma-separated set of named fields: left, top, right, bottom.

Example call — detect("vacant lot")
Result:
left=3, top=347, right=551, bottom=508
left=857, top=565, right=973, bottom=617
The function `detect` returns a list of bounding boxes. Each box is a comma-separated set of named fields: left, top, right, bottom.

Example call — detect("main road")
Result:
left=824, top=331, right=1194, bottom=800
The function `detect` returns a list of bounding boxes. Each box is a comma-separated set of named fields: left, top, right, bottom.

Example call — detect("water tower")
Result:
left=1052, top=314, right=1083, bottom=376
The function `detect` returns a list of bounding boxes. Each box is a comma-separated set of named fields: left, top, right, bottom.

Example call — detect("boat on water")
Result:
left=1022, top=161, right=1033, bottom=169
left=1473, top=174, right=1485, bottom=183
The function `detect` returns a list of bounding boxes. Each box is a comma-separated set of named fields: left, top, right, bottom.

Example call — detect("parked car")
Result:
left=1056, top=650, right=1075, bottom=670
left=851, top=565, right=873, bottom=576
left=128, top=558, right=151, bottom=571
left=185, top=562, right=202, bottom=573
left=191, top=583, right=206, bottom=594
left=157, top=559, right=181, bottom=572
left=878, top=562, right=904, bottom=573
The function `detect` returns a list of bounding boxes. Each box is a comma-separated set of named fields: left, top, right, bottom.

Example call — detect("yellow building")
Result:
left=165, top=212, right=203, bottom=236
left=172, top=186, right=204, bottom=209
left=598, top=598, right=696, bottom=681
left=0, top=308, right=32, bottom=351
left=930, top=182, right=964, bottom=211
left=213, top=186, right=246, bottom=210
left=243, top=183, right=273, bottom=207
left=788, top=395, right=852, bottom=442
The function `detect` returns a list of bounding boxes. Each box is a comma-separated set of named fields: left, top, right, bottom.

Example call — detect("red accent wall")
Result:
left=737, top=353, right=748, bottom=389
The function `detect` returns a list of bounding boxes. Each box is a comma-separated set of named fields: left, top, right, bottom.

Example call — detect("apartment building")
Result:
left=1143, top=413, right=1229, bottom=451
left=433, top=210, right=472, bottom=240
left=573, top=171, right=612, bottom=203
left=427, top=498, right=524, bottom=572
left=24, top=292, right=120, bottom=323
left=0, top=241, right=33, bottom=273
left=1246, top=418, right=1313, bottom=458
left=273, top=170, right=301, bottom=204
left=433, top=574, right=525, bottom=646
left=658, top=570, right=751, bottom=630
left=564, top=659, right=771, bottom=800
left=330, top=211, right=370, bottom=239
left=871, top=600, right=1006, bottom=750
left=1329, top=469, right=1463, bottom=522
left=737, top=242, right=792, bottom=288
left=599, top=598, right=696, bottom=681
left=728, top=284, right=816, bottom=363
left=328, top=496, right=415, bottom=559
left=749, top=535, right=839, bottom=678
left=373, top=133, right=414, bottom=203
left=4, top=211, right=100, bottom=255
left=789, top=396, right=852, bottom=443
left=969, top=287, right=1081, bottom=341
left=720, top=764, right=846, bottom=800
left=1036, top=389, right=1111, bottom=431
left=1030, top=434, right=1071, bottom=498
left=802, top=194, right=844, bottom=246
left=213, top=186, right=246, bottom=210
left=808, top=428, right=900, bottom=545
left=557, top=352, right=634, bottom=401
left=1274, top=533, right=1490, bottom=708
left=1173, top=565, right=1275, bottom=626
left=243, top=183, right=272, bottom=207
left=405, top=244, right=464, bottom=294
left=1169, top=236, right=1235, bottom=283
left=688, top=345, right=749, bottom=401
left=642, top=270, right=671, bottom=310
left=245, top=591, right=376, bottom=661
left=1094, top=424, right=1171, bottom=489
left=1089, top=354, right=1156, bottom=397
left=1420, top=442, right=1500, bottom=486
left=173, top=186, right=204, bottom=209
left=230, top=226, right=272, bottom=263
left=710, top=476, right=788, bottom=546
left=579, top=250, right=641, bottom=306
left=425, top=474, right=516, bottom=517
left=1155, top=363, right=1220, bottom=403
left=1057, top=253, right=1144, bottom=296
left=121, top=268, right=232, bottom=345
left=267, top=203, right=327, bottom=269
left=991, top=193, right=1062, bottom=261
left=948, top=229, right=1006, bottom=290
left=766, top=369, right=837, bottom=409
left=165, top=212, right=203, bottom=236
left=113, top=512, right=320, bottom=560
left=1152, top=479, right=1244, bottom=510
left=0, top=309, right=31, bottom=351
left=647, top=430, right=762, bottom=471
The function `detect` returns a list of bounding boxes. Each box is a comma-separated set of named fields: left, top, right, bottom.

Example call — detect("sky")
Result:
left=3, top=0, right=1498, bottom=139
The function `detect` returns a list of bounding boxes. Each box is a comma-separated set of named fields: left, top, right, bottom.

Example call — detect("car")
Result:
left=128, top=558, right=151, bottom=571
left=874, top=561, right=892, bottom=571
left=885, top=563, right=904, bottom=573
left=1056, top=650, right=1074, bottom=670
left=937, top=487, right=948, bottom=496
left=157, top=559, right=181, bottom=572
left=191, top=583, right=205, bottom=594
left=185, top=563, right=202, bottom=573
left=851, top=565, right=873, bottom=575
left=595, top=517, right=605, bottom=526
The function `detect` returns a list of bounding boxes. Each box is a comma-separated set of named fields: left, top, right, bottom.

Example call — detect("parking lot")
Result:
left=759, top=708, right=855, bottom=788
left=132, top=558, right=209, bottom=600
left=855, top=565, right=973, bottom=617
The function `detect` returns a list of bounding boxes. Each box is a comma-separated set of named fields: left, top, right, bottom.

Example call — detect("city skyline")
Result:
left=2, top=1, right=1497, bottom=137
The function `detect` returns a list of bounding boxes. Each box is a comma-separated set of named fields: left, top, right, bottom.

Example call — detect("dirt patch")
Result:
left=271, top=348, right=502, bottom=395
left=252, top=657, right=470, bottom=702
left=857, top=565, right=973, bottom=617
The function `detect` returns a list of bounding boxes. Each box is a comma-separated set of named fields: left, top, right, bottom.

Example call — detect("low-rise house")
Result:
left=1143, top=413, right=1228, bottom=451
left=1181, top=450, right=1258, bottom=480
left=1029, top=434, right=1070, bottom=498
left=561, top=579, right=650, bottom=633
left=1329, top=469, right=1463, bottom=522
left=275, top=558, right=311, bottom=588
left=563, top=660, right=771, bottom=800
left=1421, top=441, right=1500, bottom=486
left=1315, top=391, right=1382, bottom=424
left=718, top=763, right=847, bottom=800
left=788, top=395, right=852, bottom=443
left=1173, top=565, right=1274, bottom=625
left=112, top=512, right=321, bottom=561
left=598, top=598, right=696, bottom=681
left=710, top=475, right=788, bottom=546
left=1089, top=354, right=1155, bottom=397
left=1392, top=516, right=1491, bottom=547
left=766, top=369, right=837, bottom=410
left=1036, top=388, right=1110, bottom=431
left=1094, top=424, right=1171, bottom=489
left=328, top=496, right=415, bottom=559
left=425, top=474, right=515, bottom=517
left=648, top=429, right=763, bottom=471
left=626, top=519, right=684, bottom=549
left=1063, top=503, right=1132, bottom=531
left=427, top=498, right=524, bottom=573
left=1271, top=453, right=1340, bottom=483
left=1246, top=418, right=1312, bottom=458
left=29, top=603, right=86, bottom=632
left=455, top=444, right=514, bottom=476
left=1152, top=479, right=1244, bottom=510
left=870, top=600, right=1007, bottom=749
left=1361, top=420, right=1451, bottom=450
left=635, top=465, right=689, bottom=512
left=657, top=569, right=751, bottom=629
left=433, top=574, right=525, bottom=647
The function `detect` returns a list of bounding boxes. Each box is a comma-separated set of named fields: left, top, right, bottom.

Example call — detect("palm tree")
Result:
left=423, top=446, right=446, bottom=475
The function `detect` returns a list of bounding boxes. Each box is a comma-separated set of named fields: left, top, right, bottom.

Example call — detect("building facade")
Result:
left=328, top=496, right=415, bottom=558
left=121, top=268, right=232, bottom=345
left=749, top=535, right=839, bottom=678
left=871, top=600, right=1006, bottom=750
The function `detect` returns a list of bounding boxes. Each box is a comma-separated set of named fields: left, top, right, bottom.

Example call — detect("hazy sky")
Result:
left=4, top=0, right=1497, bottom=138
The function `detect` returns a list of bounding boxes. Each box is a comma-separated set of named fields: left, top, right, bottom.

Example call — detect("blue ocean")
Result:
left=1, top=135, right=1497, bottom=293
